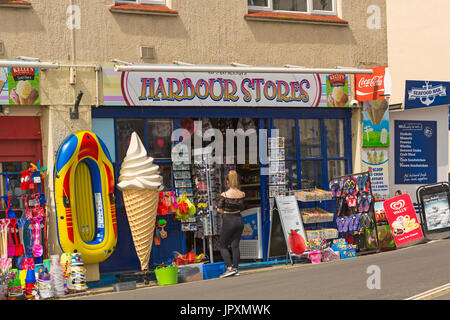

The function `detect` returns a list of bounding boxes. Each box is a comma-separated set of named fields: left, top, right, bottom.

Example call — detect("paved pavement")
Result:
left=71, top=239, right=450, bottom=300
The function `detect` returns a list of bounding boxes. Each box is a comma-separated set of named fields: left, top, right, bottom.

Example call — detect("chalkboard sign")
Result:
left=268, top=196, right=307, bottom=260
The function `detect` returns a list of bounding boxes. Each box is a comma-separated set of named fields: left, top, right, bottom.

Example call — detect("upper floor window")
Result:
left=248, top=0, right=336, bottom=16
left=115, top=0, right=165, bottom=5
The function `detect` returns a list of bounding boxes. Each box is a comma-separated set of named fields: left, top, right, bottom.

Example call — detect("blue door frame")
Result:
left=92, top=106, right=352, bottom=266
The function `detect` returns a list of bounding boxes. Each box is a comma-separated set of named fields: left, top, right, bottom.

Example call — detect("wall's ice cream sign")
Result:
left=102, top=64, right=351, bottom=108
left=383, top=194, right=424, bottom=247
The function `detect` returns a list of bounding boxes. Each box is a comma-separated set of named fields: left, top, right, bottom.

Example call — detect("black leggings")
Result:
left=219, top=213, right=244, bottom=269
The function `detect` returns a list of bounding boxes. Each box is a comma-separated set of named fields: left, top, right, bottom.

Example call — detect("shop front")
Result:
left=94, top=64, right=357, bottom=273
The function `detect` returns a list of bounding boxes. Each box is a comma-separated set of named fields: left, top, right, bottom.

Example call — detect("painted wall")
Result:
left=387, top=0, right=450, bottom=105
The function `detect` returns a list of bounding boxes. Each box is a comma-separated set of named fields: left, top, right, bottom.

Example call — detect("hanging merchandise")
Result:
left=20, top=169, right=35, bottom=190
left=329, top=172, right=381, bottom=253
left=158, top=219, right=168, bottom=239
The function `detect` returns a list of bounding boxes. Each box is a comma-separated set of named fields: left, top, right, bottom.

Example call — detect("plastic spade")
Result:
left=10, top=218, right=24, bottom=256
left=31, top=216, right=43, bottom=258
left=31, top=194, right=44, bottom=217
left=22, top=195, right=33, bottom=220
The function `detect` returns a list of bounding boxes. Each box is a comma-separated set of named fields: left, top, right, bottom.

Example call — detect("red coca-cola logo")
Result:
left=358, top=75, right=384, bottom=88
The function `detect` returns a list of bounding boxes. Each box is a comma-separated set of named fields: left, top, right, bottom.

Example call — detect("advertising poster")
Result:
left=326, top=74, right=349, bottom=107
left=383, top=194, right=424, bottom=247
left=355, top=66, right=390, bottom=102
left=0, top=67, right=40, bottom=105
left=241, top=212, right=259, bottom=241
left=405, top=80, right=450, bottom=109
left=274, top=195, right=307, bottom=256
left=362, top=99, right=389, bottom=147
left=422, top=192, right=450, bottom=231
left=361, top=149, right=389, bottom=200
left=394, top=120, right=437, bottom=184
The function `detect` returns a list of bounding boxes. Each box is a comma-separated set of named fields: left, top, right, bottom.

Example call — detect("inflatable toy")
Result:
left=54, top=131, right=117, bottom=264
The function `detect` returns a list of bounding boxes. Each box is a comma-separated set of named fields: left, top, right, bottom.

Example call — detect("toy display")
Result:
left=54, top=130, right=118, bottom=264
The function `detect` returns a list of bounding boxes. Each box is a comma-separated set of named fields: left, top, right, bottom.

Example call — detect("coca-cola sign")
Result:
left=355, top=66, right=389, bottom=101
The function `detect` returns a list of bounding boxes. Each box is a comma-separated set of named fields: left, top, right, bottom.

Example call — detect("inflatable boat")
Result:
left=54, top=131, right=117, bottom=264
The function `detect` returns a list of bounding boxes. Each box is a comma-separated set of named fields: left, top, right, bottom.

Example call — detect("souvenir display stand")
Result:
left=296, top=189, right=336, bottom=243
left=0, top=165, right=89, bottom=299
left=329, top=171, right=381, bottom=255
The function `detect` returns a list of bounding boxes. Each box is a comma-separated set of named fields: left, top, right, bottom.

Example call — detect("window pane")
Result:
left=313, top=0, right=333, bottom=11
left=148, top=119, right=173, bottom=159
left=159, top=165, right=173, bottom=189
left=117, top=119, right=146, bottom=162
left=301, top=160, right=322, bottom=189
left=273, top=119, right=296, bottom=159
left=328, top=160, right=346, bottom=181
left=273, top=0, right=307, bottom=12
left=299, top=119, right=321, bottom=158
left=248, top=0, right=268, bottom=6
left=325, top=119, right=345, bottom=158
left=284, top=160, right=297, bottom=190
left=0, top=162, right=31, bottom=211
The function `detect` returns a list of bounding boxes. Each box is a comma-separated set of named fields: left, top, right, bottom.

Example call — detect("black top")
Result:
left=217, top=195, right=245, bottom=213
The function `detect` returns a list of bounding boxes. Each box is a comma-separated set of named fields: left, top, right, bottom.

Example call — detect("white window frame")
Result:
left=115, top=0, right=166, bottom=5
left=248, top=0, right=336, bottom=16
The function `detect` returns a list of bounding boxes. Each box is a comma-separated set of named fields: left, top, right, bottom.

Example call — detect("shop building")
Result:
left=386, top=0, right=449, bottom=198
left=0, top=0, right=387, bottom=281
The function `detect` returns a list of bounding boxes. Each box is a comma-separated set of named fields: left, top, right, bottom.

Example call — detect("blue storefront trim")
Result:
left=93, top=106, right=352, bottom=272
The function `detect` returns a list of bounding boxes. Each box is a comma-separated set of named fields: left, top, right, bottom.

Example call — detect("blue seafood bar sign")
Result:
left=395, top=120, right=437, bottom=184
left=405, top=80, right=450, bottom=109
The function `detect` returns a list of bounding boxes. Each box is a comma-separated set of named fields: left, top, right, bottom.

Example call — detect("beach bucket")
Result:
left=308, top=251, right=322, bottom=264
left=155, top=266, right=178, bottom=286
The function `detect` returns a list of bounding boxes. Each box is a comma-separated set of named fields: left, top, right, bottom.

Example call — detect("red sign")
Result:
left=383, top=194, right=424, bottom=247
left=355, top=66, right=388, bottom=101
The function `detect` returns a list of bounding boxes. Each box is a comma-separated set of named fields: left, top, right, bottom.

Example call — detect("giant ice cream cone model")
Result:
left=117, top=132, right=163, bottom=271
left=367, top=99, right=388, bottom=125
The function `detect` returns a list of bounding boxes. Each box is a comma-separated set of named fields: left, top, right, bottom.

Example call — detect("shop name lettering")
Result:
left=138, top=77, right=311, bottom=103
left=179, top=304, right=271, bottom=317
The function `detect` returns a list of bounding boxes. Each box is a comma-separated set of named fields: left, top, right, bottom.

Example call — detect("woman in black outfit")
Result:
left=216, top=170, right=245, bottom=278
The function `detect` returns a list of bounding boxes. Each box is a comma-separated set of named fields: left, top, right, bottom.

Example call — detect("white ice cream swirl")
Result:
left=117, top=132, right=163, bottom=190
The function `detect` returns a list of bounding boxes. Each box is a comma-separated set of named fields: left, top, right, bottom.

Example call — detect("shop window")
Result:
left=248, top=0, right=336, bottom=15
left=273, top=119, right=296, bottom=159
left=116, top=119, right=145, bottom=162
left=148, top=119, right=172, bottom=160
left=298, top=119, right=321, bottom=158
left=328, top=159, right=345, bottom=181
left=301, top=160, right=322, bottom=189
left=325, top=119, right=345, bottom=158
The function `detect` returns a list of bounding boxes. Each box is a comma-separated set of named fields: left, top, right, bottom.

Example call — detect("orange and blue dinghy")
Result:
left=54, top=131, right=117, bottom=264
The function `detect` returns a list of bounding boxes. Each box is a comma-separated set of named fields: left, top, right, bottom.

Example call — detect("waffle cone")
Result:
left=122, top=189, right=159, bottom=271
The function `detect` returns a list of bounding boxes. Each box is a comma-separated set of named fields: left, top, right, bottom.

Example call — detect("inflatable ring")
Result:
left=54, top=130, right=117, bottom=264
